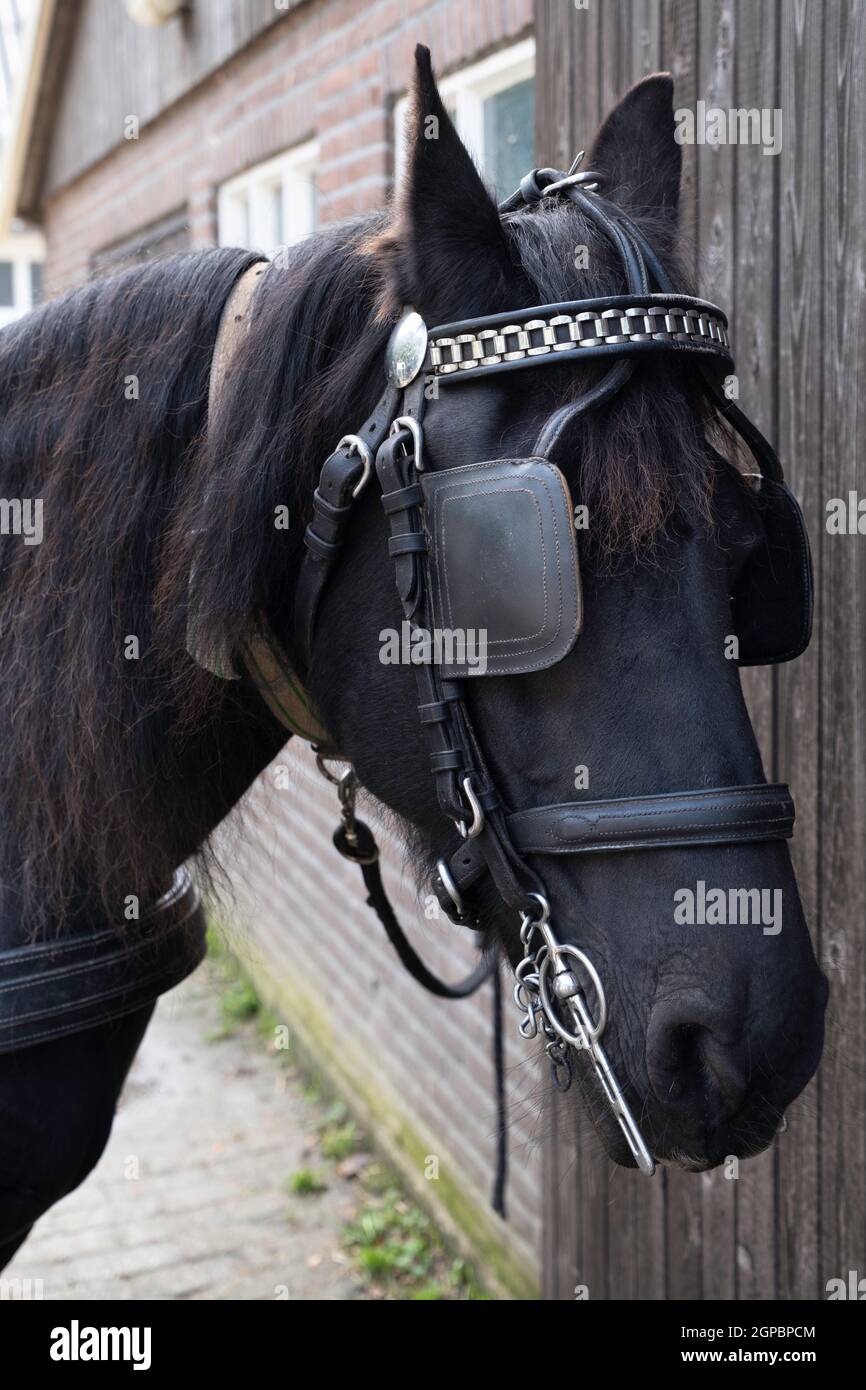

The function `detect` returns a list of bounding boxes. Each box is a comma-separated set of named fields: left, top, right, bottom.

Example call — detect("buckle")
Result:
left=455, top=775, right=484, bottom=840
left=335, top=434, right=374, bottom=497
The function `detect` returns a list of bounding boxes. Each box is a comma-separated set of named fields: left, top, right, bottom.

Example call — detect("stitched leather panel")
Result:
left=420, top=458, right=582, bottom=678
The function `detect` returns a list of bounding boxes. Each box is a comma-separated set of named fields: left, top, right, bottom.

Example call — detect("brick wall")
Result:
left=39, top=0, right=542, bottom=1293
left=43, top=0, right=532, bottom=287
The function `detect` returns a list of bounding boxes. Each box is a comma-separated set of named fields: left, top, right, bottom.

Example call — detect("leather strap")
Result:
left=0, top=869, right=205, bottom=1053
left=293, top=383, right=401, bottom=679
left=438, top=784, right=796, bottom=905
left=194, top=260, right=335, bottom=745
left=507, top=783, right=795, bottom=853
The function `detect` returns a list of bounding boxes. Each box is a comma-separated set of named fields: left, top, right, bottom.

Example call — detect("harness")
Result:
left=202, top=162, right=813, bottom=1182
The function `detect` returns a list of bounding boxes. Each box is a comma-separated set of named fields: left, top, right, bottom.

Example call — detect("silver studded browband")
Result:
left=423, top=293, right=731, bottom=382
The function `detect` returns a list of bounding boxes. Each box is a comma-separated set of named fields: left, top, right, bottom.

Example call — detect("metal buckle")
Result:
left=541, top=151, right=604, bottom=199
left=455, top=776, right=484, bottom=840
left=389, top=415, right=424, bottom=472
left=335, top=434, right=374, bottom=498
left=435, top=858, right=467, bottom=924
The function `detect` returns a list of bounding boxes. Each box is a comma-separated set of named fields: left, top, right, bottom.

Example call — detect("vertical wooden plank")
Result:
left=534, top=0, right=574, bottom=169
left=693, top=0, right=739, bottom=1303
left=574, top=0, right=606, bottom=143
left=658, top=0, right=703, bottom=1302
left=574, top=3, right=631, bottom=1304
left=817, top=0, right=866, bottom=1298
left=542, top=1086, right=581, bottom=1299
left=600, top=1, right=666, bottom=1303
left=632, top=0, right=663, bottom=79
left=730, top=0, right=783, bottom=1304
left=774, top=0, right=827, bottom=1302
left=599, top=0, right=631, bottom=114
left=576, top=0, right=612, bottom=1301
left=663, top=0, right=700, bottom=265
left=535, top=0, right=593, bottom=1298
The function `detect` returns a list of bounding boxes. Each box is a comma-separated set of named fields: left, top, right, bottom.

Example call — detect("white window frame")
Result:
left=217, top=140, right=319, bottom=258
left=394, top=38, right=535, bottom=190
left=0, top=225, right=45, bottom=328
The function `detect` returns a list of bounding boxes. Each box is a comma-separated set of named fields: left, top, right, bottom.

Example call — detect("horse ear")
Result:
left=384, top=45, right=513, bottom=313
left=589, top=74, right=681, bottom=227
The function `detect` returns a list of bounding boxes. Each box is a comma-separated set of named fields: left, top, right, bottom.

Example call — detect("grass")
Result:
left=205, top=926, right=261, bottom=1039
left=286, top=1168, right=328, bottom=1197
left=341, top=1165, right=486, bottom=1300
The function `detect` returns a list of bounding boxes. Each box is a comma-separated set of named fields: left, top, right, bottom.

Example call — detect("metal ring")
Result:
left=455, top=776, right=484, bottom=840
left=315, top=752, right=353, bottom=786
left=522, top=892, right=550, bottom=927
left=335, top=434, right=374, bottom=498
left=518, top=892, right=550, bottom=947
left=539, top=944, right=607, bottom=1046
left=435, top=858, right=465, bottom=922
left=389, top=415, right=424, bottom=472
left=336, top=767, right=357, bottom=808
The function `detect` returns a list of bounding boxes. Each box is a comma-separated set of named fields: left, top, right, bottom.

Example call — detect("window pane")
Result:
left=0, top=262, right=13, bottom=307
left=271, top=182, right=284, bottom=248
left=483, top=77, right=535, bottom=198
left=30, top=262, right=43, bottom=306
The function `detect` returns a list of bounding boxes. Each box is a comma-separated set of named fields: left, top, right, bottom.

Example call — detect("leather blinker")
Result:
left=420, top=457, right=582, bottom=679
left=733, top=479, right=813, bottom=667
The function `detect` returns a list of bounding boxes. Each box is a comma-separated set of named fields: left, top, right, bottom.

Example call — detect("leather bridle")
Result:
left=284, top=162, right=803, bottom=1176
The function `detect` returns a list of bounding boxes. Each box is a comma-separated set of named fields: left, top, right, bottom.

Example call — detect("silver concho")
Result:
left=385, top=309, right=428, bottom=388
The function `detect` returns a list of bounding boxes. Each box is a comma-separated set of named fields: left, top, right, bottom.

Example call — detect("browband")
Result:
left=426, top=293, right=731, bottom=383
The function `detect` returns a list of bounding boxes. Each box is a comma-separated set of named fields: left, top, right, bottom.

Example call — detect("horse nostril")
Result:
left=646, top=999, right=748, bottom=1128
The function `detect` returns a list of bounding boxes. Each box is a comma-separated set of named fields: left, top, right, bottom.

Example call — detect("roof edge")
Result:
left=0, top=0, right=75, bottom=234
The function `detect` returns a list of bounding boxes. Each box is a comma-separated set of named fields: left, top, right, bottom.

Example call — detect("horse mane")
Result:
left=0, top=248, right=278, bottom=934
left=0, top=193, right=719, bottom=934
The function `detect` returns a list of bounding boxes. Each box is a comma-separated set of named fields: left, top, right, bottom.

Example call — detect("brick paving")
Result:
left=4, top=965, right=365, bottom=1300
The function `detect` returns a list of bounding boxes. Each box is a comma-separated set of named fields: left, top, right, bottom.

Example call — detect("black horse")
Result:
left=0, top=49, right=826, bottom=1268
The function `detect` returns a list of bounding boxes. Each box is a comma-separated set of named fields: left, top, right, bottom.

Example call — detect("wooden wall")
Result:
left=536, top=0, right=866, bottom=1301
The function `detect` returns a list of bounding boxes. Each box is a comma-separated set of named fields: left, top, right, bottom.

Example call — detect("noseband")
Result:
left=217, top=163, right=812, bottom=1176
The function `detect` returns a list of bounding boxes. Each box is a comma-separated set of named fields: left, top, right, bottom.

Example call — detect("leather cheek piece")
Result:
left=420, top=457, right=582, bottom=679
left=733, top=479, right=814, bottom=667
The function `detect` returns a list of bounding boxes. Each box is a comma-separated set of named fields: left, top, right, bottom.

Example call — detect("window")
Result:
left=90, top=209, right=190, bottom=277
left=29, top=262, right=43, bottom=306
left=394, top=40, right=535, bottom=200
left=0, top=228, right=45, bottom=326
left=217, top=142, right=319, bottom=259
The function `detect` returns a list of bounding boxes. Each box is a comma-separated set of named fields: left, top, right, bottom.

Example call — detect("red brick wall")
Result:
left=39, top=0, right=542, bottom=1292
left=43, top=0, right=532, bottom=288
